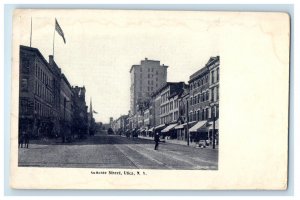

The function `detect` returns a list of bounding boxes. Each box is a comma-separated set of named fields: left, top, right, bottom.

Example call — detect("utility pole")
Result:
left=186, top=98, right=189, bottom=146
left=212, top=107, right=215, bottom=149
left=63, top=98, right=66, bottom=143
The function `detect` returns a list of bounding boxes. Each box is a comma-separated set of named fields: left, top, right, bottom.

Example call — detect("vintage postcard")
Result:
left=10, top=9, right=289, bottom=189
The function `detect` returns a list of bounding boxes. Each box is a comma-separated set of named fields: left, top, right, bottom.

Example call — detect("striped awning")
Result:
left=189, top=121, right=207, bottom=132
left=148, top=127, right=154, bottom=132
left=155, top=124, right=166, bottom=130
left=208, top=119, right=219, bottom=130
left=161, top=123, right=178, bottom=133
left=174, top=121, right=197, bottom=129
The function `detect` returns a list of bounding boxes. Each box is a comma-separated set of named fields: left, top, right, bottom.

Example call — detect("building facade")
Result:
left=19, top=45, right=90, bottom=142
left=19, top=46, right=56, bottom=138
left=129, top=58, right=168, bottom=115
left=188, top=64, right=210, bottom=122
left=60, top=74, right=73, bottom=141
left=72, top=86, right=88, bottom=138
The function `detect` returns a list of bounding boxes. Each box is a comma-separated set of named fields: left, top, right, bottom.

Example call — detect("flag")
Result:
left=55, top=19, right=66, bottom=44
left=93, top=110, right=98, bottom=114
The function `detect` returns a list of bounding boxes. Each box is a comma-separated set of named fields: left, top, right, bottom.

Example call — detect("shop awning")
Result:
left=155, top=124, right=166, bottom=130
left=161, top=123, right=178, bottom=133
left=174, top=121, right=197, bottom=130
left=208, top=119, right=219, bottom=130
left=189, top=121, right=207, bottom=132
left=148, top=127, right=154, bottom=132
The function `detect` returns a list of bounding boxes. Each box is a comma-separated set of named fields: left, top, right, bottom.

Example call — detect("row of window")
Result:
left=161, top=91, right=170, bottom=104
left=35, top=80, right=54, bottom=104
left=160, top=111, right=180, bottom=124
left=190, top=74, right=209, bottom=90
left=189, top=106, right=219, bottom=122
left=190, top=91, right=210, bottom=106
left=34, top=100, right=53, bottom=117
left=35, top=61, right=52, bottom=88
left=140, top=67, right=159, bottom=75
left=160, top=99, right=179, bottom=115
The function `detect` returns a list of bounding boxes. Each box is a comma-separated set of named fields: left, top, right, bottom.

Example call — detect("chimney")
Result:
left=145, top=57, right=148, bottom=61
left=49, top=55, right=54, bottom=66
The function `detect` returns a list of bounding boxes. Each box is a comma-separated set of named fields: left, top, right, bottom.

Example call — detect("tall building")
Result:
left=129, top=58, right=168, bottom=115
left=19, top=45, right=56, bottom=138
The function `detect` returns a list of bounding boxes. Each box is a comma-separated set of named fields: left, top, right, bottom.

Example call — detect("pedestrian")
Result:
left=154, top=132, right=160, bottom=150
left=19, top=130, right=25, bottom=148
left=24, top=129, right=29, bottom=148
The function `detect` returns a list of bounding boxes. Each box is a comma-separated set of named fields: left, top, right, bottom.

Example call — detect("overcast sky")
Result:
left=18, top=10, right=219, bottom=123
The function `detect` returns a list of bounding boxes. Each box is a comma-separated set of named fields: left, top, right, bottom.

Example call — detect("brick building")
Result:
left=19, top=45, right=56, bottom=138
left=19, top=45, right=89, bottom=141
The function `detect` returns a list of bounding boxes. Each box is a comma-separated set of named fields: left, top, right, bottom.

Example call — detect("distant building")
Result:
left=72, top=86, right=88, bottom=138
left=109, top=117, right=113, bottom=128
left=148, top=82, right=187, bottom=137
left=59, top=74, right=73, bottom=141
left=129, top=58, right=168, bottom=115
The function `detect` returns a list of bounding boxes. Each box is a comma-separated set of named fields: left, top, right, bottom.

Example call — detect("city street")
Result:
left=19, top=134, right=218, bottom=170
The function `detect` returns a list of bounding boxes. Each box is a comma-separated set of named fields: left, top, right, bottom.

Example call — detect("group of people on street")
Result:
left=19, top=129, right=29, bottom=148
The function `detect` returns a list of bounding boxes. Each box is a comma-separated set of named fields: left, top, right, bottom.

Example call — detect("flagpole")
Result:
left=53, top=19, right=56, bottom=57
left=30, top=17, right=32, bottom=47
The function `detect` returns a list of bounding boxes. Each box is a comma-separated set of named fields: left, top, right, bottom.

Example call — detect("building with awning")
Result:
left=148, top=127, right=154, bottom=132
left=161, top=123, right=178, bottom=133
left=174, top=121, right=197, bottom=130
left=155, top=124, right=165, bottom=130
left=208, top=119, right=219, bottom=130
left=189, top=120, right=208, bottom=132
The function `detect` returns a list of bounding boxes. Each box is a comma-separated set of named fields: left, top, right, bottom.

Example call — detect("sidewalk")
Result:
left=137, top=135, right=219, bottom=150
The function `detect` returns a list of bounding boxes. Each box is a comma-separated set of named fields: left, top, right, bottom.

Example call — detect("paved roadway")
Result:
left=19, top=134, right=218, bottom=170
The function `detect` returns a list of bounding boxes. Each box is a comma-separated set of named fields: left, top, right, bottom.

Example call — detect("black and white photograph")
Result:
left=17, top=10, right=219, bottom=170
left=10, top=9, right=289, bottom=190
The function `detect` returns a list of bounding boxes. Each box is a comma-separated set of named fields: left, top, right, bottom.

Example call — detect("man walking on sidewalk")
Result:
left=154, top=132, right=160, bottom=150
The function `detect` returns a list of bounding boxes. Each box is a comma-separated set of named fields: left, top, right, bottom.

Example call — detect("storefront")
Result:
left=174, top=121, right=197, bottom=141
left=161, top=123, right=178, bottom=139
left=189, top=120, right=209, bottom=144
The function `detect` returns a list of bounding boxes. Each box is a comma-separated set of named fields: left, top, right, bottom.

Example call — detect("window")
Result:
left=35, top=63, right=38, bottom=77
left=217, top=86, right=219, bottom=100
left=206, top=108, right=209, bottom=119
left=211, top=71, right=214, bottom=84
left=148, top=74, right=150, bottom=78
left=21, top=78, right=28, bottom=91
left=217, top=68, right=219, bottom=81
left=22, top=59, right=30, bottom=73
left=35, top=81, right=37, bottom=94
left=197, top=110, right=200, bottom=121
left=211, top=88, right=214, bottom=101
